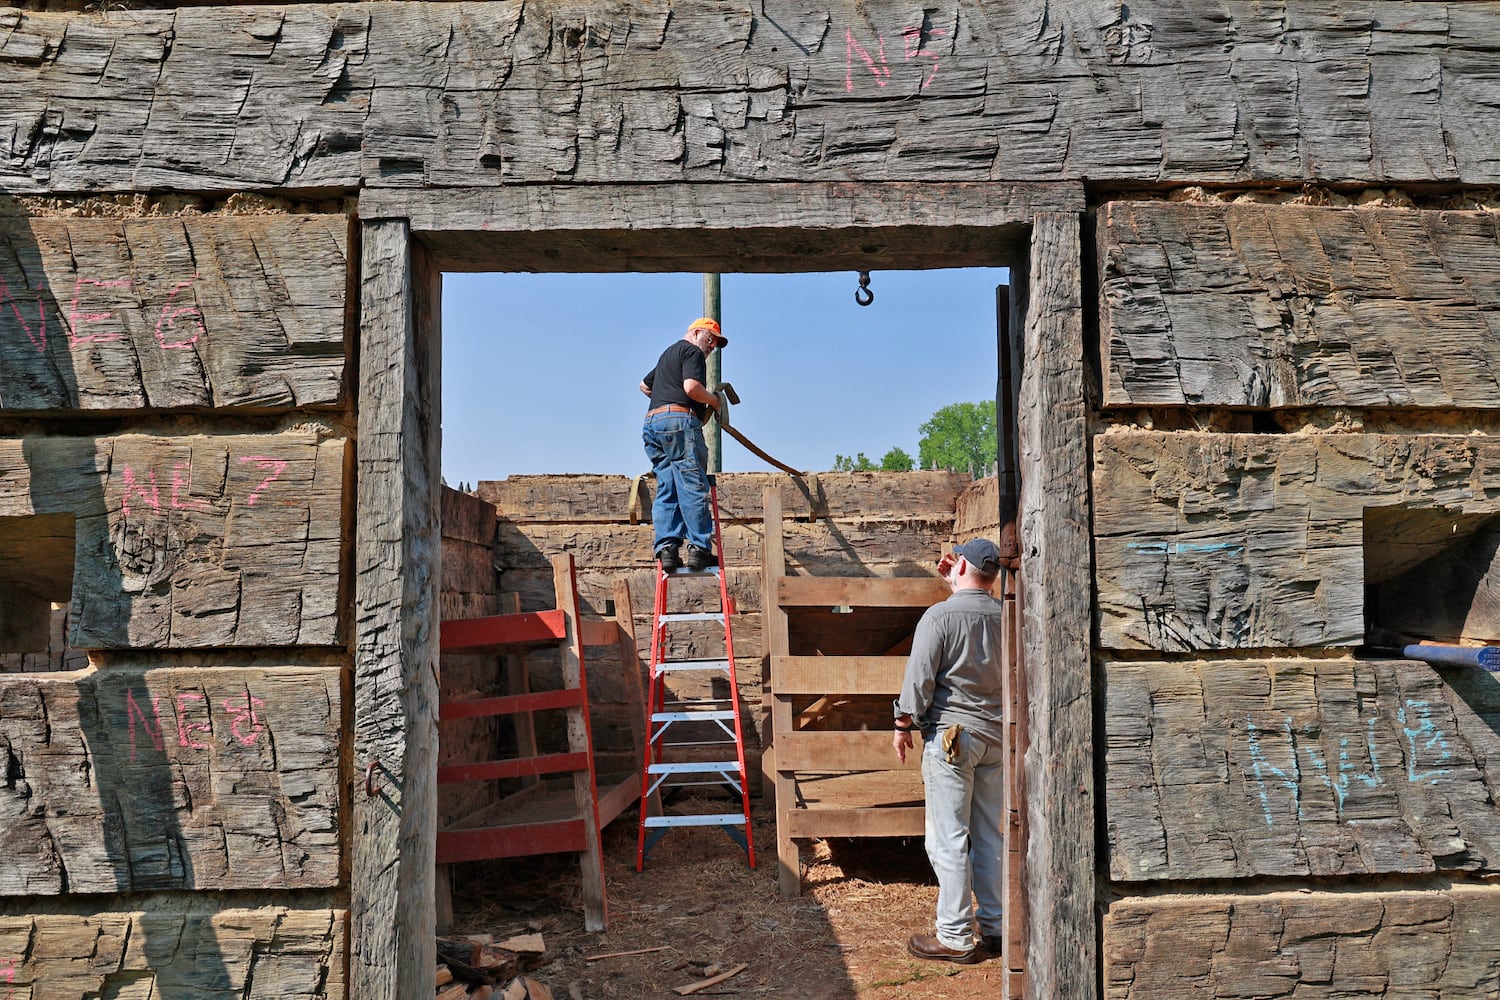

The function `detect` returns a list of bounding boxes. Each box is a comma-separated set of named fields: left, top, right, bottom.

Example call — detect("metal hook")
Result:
left=365, top=759, right=382, bottom=797
left=854, top=271, right=875, bottom=307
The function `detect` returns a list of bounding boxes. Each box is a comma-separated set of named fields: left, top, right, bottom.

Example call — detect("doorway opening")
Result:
left=430, top=262, right=1019, bottom=996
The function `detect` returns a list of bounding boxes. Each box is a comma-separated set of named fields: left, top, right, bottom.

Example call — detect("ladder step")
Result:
left=643, top=814, right=747, bottom=828
left=663, top=567, right=721, bottom=578
left=659, top=612, right=726, bottom=623
left=648, top=762, right=742, bottom=774
left=654, top=658, right=731, bottom=672
left=652, top=710, right=736, bottom=722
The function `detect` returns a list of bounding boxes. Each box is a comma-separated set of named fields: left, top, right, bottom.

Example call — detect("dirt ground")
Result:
left=449, top=796, right=1007, bottom=999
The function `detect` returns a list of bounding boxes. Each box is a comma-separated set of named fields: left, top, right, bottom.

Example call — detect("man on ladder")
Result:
left=639, top=317, right=727, bottom=573
left=635, top=316, right=755, bottom=870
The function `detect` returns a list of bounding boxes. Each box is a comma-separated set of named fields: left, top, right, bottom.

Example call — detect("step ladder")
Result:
left=636, top=477, right=756, bottom=870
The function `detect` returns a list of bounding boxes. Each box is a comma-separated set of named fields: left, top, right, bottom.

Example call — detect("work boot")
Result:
left=906, top=933, right=980, bottom=965
left=656, top=544, right=681, bottom=573
left=684, top=545, right=717, bottom=570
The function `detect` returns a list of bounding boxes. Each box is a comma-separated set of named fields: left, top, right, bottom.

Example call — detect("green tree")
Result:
left=833, top=452, right=877, bottom=471
left=880, top=447, right=915, bottom=471
left=918, top=401, right=996, bottom=474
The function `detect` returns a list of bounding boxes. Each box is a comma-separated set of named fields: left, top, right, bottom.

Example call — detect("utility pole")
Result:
left=704, top=273, right=723, bottom=472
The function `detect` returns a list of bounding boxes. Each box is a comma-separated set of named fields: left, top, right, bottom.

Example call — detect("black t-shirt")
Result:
left=643, top=340, right=708, bottom=420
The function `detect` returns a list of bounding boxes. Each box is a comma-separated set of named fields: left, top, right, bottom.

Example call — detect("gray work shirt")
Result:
left=894, top=588, right=1006, bottom=745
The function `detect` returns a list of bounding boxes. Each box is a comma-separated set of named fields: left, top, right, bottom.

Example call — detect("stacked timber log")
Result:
left=1094, top=199, right=1500, bottom=997
left=0, top=210, right=351, bottom=994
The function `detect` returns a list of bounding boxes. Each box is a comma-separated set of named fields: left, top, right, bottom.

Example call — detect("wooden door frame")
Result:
left=349, top=183, right=1094, bottom=1000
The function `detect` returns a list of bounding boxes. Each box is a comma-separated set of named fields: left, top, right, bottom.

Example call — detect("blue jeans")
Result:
left=643, top=412, right=714, bottom=553
left=922, top=726, right=1005, bottom=951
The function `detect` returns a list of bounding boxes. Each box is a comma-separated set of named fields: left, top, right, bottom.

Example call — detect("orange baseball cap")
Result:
left=688, top=317, right=728, bottom=346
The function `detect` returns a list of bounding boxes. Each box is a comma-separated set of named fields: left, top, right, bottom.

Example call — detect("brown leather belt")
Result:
left=646, top=404, right=693, bottom=417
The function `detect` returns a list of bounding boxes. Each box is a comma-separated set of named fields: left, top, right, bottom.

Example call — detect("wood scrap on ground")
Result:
left=674, top=962, right=749, bottom=995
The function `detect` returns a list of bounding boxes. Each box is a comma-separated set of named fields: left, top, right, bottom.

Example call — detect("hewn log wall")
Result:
left=0, top=215, right=350, bottom=411
left=6, top=3, right=1500, bottom=193
left=1096, top=199, right=1500, bottom=995
left=0, top=207, right=355, bottom=989
left=0, top=907, right=347, bottom=999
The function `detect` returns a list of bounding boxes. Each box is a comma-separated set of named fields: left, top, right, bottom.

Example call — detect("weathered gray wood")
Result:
left=1017, top=213, right=1093, bottom=1000
left=1103, top=888, right=1500, bottom=999
left=0, top=906, right=347, bottom=999
left=441, top=486, right=498, bottom=546
left=0, top=432, right=345, bottom=648
left=352, top=219, right=439, bottom=1000
left=1094, top=431, right=1500, bottom=651
left=477, top=472, right=972, bottom=523
left=6, top=4, right=1500, bottom=193
left=0, top=666, right=340, bottom=894
left=0, top=215, right=349, bottom=411
left=497, top=520, right=953, bottom=574
left=1098, top=202, right=1500, bottom=408
left=365, top=182, right=1077, bottom=271
left=1105, top=659, right=1500, bottom=881
left=553, top=554, right=607, bottom=933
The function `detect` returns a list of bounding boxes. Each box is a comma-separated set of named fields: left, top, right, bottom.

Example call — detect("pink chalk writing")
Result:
left=845, top=23, right=945, bottom=92
left=0, top=955, right=16, bottom=999
left=124, top=687, right=271, bottom=759
left=845, top=29, right=890, bottom=91
left=221, top=693, right=267, bottom=746
left=67, top=276, right=129, bottom=349
left=0, top=276, right=47, bottom=354
left=154, top=272, right=204, bottom=350
left=238, top=456, right=289, bottom=506
left=126, top=689, right=166, bottom=761
left=119, top=464, right=161, bottom=518
left=116, top=455, right=292, bottom=516
left=2, top=271, right=207, bottom=354
left=170, top=460, right=211, bottom=512
left=173, top=693, right=211, bottom=751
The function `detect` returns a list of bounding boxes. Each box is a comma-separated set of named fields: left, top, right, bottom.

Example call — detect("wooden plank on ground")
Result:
left=0, top=432, right=345, bottom=648
left=351, top=218, right=440, bottom=1000
left=1098, top=202, right=1500, bottom=409
left=0, top=215, right=349, bottom=411
left=1094, top=431, right=1500, bottom=651
left=0, top=907, right=347, bottom=999
left=776, top=577, right=948, bottom=610
left=1018, top=213, right=1095, bottom=1000
left=0, top=666, right=341, bottom=894
left=776, top=731, right=921, bottom=771
left=1103, top=887, right=1500, bottom=999
left=783, top=807, right=925, bottom=839
left=1105, top=658, right=1500, bottom=880
left=771, top=655, right=908, bottom=695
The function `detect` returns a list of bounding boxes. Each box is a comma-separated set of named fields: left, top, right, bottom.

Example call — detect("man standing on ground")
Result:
left=640, top=317, right=727, bottom=572
left=893, top=537, right=1009, bottom=965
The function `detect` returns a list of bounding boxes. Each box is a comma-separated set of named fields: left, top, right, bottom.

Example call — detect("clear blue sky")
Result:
left=441, top=268, right=1009, bottom=486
